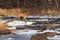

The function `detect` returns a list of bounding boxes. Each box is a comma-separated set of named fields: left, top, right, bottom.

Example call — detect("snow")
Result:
left=7, top=20, right=35, bottom=27
left=14, top=30, right=38, bottom=35
left=48, top=35, right=60, bottom=40
left=42, top=29, right=57, bottom=33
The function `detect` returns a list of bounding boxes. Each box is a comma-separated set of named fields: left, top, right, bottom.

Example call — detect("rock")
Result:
left=31, top=32, right=56, bottom=40
left=31, top=34, right=48, bottom=40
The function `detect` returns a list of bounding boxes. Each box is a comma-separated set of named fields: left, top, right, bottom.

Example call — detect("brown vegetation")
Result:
left=0, top=29, right=11, bottom=35
left=0, top=8, right=29, bottom=19
left=0, top=0, right=60, bottom=16
left=0, top=23, right=10, bottom=30
left=0, top=19, right=11, bottom=32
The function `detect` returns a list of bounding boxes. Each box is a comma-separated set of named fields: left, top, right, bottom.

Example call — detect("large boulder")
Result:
left=31, top=32, right=56, bottom=40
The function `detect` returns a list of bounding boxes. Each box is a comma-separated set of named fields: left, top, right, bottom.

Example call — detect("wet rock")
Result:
left=31, top=32, right=56, bottom=40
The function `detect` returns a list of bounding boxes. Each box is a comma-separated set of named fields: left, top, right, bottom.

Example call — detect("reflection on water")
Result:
left=0, top=34, right=32, bottom=40
left=14, top=30, right=37, bottom=35
left=0, top=35, right=60, bottom=40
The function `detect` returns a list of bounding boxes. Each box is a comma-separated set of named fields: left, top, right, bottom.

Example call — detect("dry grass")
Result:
left=0, top=8, right=60, bottom=18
